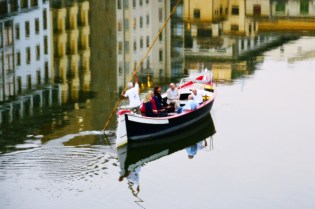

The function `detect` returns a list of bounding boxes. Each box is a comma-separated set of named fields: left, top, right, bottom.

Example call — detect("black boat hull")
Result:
left=125, top=98, right=215, bottom=141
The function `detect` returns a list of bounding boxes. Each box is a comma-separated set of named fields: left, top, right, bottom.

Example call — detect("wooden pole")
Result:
left=102, top=0, right=182, bottom=131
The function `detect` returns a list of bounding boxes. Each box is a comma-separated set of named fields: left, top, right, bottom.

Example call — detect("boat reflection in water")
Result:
left=117, top=113, right=216, bottom=195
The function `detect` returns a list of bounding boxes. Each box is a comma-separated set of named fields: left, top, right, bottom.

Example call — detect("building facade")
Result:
left=117, top=0, right=170, bottom=87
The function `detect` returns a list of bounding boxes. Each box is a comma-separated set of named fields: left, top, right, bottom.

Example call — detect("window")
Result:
left=146, top=36, right=149, bottom=47
left=146, top=56, right=150, bottom=69
left=118, top=41, right=122, bottom=54
left=133, top=40, right=137, bottom=51
left=21, top=0, right=28, bottom=8
left=254, top=37, right=258, bottom=46
left=159, top=49, right=163, bottom=62
left=35, top=18, right=39, bottom=34
left=118, top=20, right=122, bottom=31
left=44, top=36, right=48, bottom=54
left=124, top=0, right=129, bottom=8
left=26, top=47, right=31, bottom=64
left=139, top=17, right=143, bottom=28
left=125, top=41, right=129, bottom=52
left=15, top=24, right=20, bottom=40
left=140, top=37, right=143, bottom=48
left=275, top=2, right=285, bottom=12
left=27, top=75, right=32, bottom=89
left=231, top=24, right=239, bottom=31
left=159, top=8, right=163, bottom=22
left=45, top=61, right=49, bottom=81
left=231, top=6, right=239, bottom=15
left=194, top=9, right=200, bottom=18
left=139, top=0, right=143, bottom=6
left=133, top=18, right=136, bottom=29
left=300, top=0, right=309, bottom=14
left=253, top=4, right=261, bottom=16
left=133, top=0, right=136, bottom=8
left=16, top=51, right=21, bottom=66
left=241, top=40, right=244, bottom=50
left=118, top=62, right=123, bottom=76
left=220, top=6, right=223, bottom=15
left=0, top=27, right=2, bottom=48
left=146, top=0, right=149, bottom=4
left=25, top=21, right=30, bottom=37
left=17, top=76, right=22, bottom=94
left=43, top=9, right=47, bottom=30
left=125, top=62, right=129, bottom=73
left=159, top=30, right=163, bottom=41
left=37, top=70, right=41, bottom=85
left=36, top=45, right=40, bottom=60
left=249, top=24, right=252, bottom=33
left=124, top=19, right=129, bottom=31
left=118, top=0, right=121, bottom=9
left=30, top=0, right=38, bottom=7
left=146, top=15, right=149, bottom=25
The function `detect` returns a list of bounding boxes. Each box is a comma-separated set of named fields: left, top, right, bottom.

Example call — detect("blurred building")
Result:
left=259, top=0, right=315, bottom=32
left=116, top=0, right=184, bottom=87
left=184, top=0, right=284, bottom=60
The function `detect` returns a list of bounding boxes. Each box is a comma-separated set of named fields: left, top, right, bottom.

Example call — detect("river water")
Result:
left=1, top=1, right=315, bottom=209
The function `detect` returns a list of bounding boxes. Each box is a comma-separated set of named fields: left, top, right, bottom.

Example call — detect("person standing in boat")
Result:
left=191, top=88, right=206, bottom=105
left=121, top=80, right=141, bottom=113
left=166, top=83, right=180, bottom=110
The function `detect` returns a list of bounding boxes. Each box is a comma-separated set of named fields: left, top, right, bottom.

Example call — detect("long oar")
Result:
left=102, top=0, right=182, bottom=132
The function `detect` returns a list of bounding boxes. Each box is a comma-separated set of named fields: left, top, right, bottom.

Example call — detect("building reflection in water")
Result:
left=0, top=0, right=52, bottom=125
left=52, top=0, right=91, bottom=103
left=182, top=0, right=315, bottom=83
left=0, top=1, right=93, bottom=139
left=116, top=0, right=185, bottom=90
left=0, top=0, right=315, bottom=142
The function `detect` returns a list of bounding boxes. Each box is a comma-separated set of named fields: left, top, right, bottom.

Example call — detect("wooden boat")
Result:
left=117, top=113, right=216, bottom=177
left=116, top=71, right=216, bottom=147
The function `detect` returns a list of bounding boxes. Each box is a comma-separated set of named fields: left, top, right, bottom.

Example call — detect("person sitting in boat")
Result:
left=177, top=95, right=198, bottom=113
left=191, top=88, right=206, bottom=105
left=153, top=86, right=168, bottom=117
left=154, top=86, right=167, bottom=109
left=140, top=90, right=158, bottom=117
left=166, top=83, right=180, bottom=111
left=121, top=80, right=141, bottom=113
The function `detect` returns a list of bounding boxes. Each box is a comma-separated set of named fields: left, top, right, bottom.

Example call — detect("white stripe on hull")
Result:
left=127, top=114, right=169, bottom=124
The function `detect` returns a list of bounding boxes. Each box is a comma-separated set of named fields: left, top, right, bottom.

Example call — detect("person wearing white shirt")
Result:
left=166, top=83, right=180, bottom=110
left=122, top=82, right=141, bottom=112
left=191, top=88, right=205, bottom=105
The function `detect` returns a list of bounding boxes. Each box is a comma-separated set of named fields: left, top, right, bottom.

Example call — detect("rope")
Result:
left=102, top=0, right=182, bottom=131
